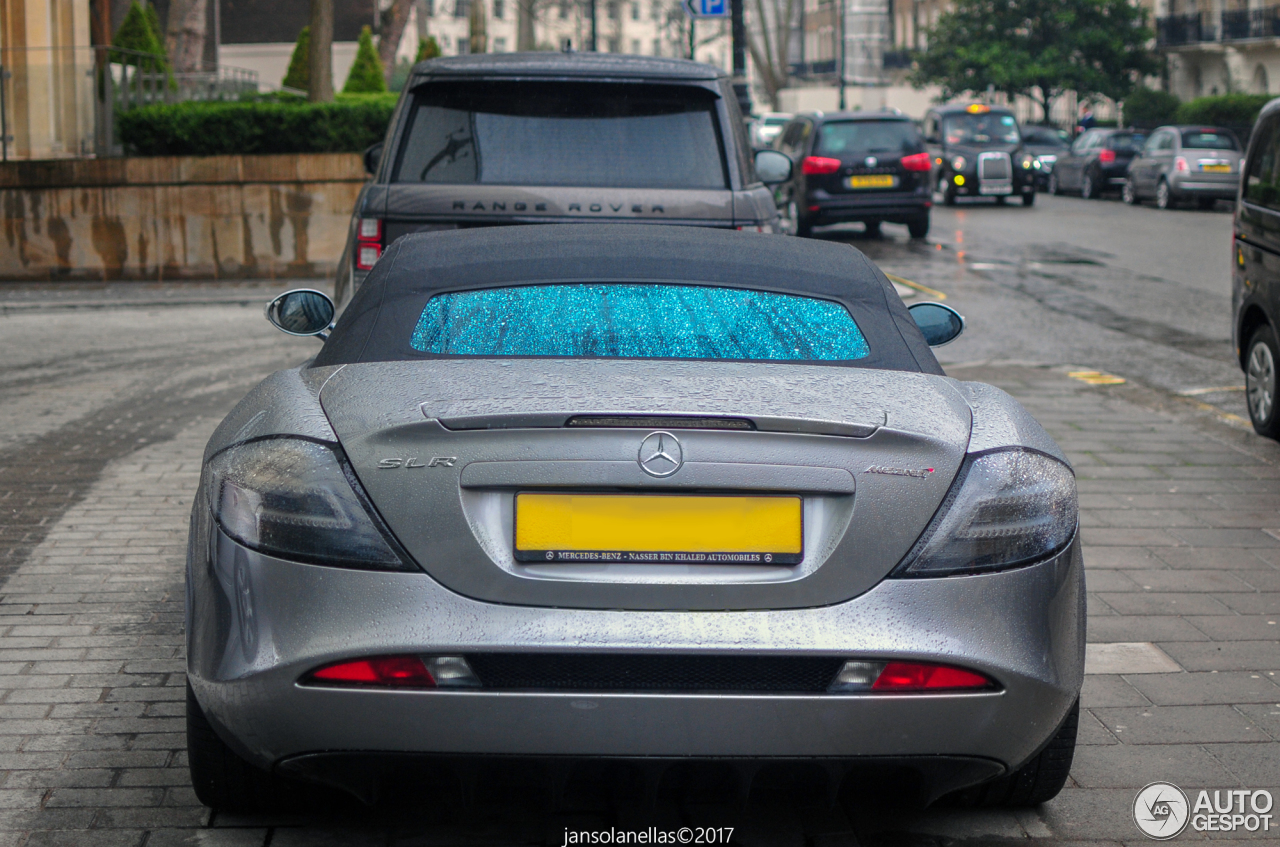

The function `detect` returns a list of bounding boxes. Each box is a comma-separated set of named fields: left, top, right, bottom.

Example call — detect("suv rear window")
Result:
left=1106, top=133, right=1146, bottom=152
left=393, top=81, right=727, bottom=189
left=815, top=121, right=922, bottom=155
left=1182, top=129, right=1238, bottom=150
left=410, top=284, right=869, bottom=361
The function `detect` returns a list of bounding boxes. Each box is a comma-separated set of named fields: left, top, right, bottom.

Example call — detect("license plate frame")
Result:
left=513, top=492, right=803, bottom=565
left=979, top=183, right=1014, bottom=195
left=1201, top=163, right=1231, bottom=173
left=846, top=174, right=897, bottom=189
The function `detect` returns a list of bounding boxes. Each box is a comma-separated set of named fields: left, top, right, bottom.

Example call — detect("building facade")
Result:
left=1157, top=0, right=1280, bottom=99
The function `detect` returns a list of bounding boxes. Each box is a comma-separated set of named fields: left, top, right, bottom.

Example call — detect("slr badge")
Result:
left=638, top=432, right=683, bottom=478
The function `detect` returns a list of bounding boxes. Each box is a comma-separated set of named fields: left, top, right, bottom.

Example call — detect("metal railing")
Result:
left=1157, top=12, right=1207, bottom=46
left=1220, top=6, right=1280, bottom=40
left=1156, top=7, right=1280, bottom=45
left=0, top=45, right=259, bottom=160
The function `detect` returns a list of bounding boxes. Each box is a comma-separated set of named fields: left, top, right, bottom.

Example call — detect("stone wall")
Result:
left=0, top=154, right=366, bottom=281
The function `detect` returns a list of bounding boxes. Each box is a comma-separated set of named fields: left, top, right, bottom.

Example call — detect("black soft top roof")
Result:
left=410, top=52, right=725, bottom=82
left=313, top=225, right=943, bottom=374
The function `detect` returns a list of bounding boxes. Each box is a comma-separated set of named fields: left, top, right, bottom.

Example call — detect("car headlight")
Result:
left=892, top=449, right=1076, bottom=577
left=951, top=156, right=967, bottom=171
left=206, top=438, right=412, bottom=571
left=1021, top=154, right=1035, bottom=169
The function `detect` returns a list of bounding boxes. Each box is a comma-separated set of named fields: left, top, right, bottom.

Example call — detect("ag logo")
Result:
left=1134, top=782, right=1190, bottom=840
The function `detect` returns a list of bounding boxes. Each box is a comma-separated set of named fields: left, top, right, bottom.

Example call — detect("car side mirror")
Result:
left=908, top=302, right=965, bottom=346
left=363, top=142, right=384, bottom=176
left=755, top=149, right=793, bottom=184
left=265, top=289, right=336, bottom=339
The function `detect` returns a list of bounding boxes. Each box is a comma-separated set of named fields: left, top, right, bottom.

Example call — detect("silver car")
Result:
left=186, top=225, right=1084, bottom=813
left=1124, top=125, right=1243, bottom=209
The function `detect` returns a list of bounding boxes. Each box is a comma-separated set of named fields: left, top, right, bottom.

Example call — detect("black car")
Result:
left=1234, top=98, right=1280, bottom=436
left=337, top=53, right=791, bottom=305
left=1021, top=126, right=1070, bottom=190
left=1048, top=129, right=1147, bottom=199
left=922, top=105, right=1038, bottom=206
left=772, top=111, right=932, bottom=238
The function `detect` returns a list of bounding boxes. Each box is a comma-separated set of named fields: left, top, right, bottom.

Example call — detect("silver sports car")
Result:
left=186, top=225, right=1083, bottom=812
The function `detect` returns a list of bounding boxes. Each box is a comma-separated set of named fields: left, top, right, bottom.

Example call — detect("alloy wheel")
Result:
left=1156, top=180, right=1171, bottom=210
left=1048, top=173, right=1060, bottom=195
left=1122, top=181, right=1136, bottom=205
left=1081, top=174, right=1094, bottom=199
left=1248, top=339, right=1276, bottom=425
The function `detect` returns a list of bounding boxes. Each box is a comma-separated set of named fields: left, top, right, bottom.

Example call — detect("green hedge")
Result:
left=1175, top=93, right=1272, bottom=141
left=117, top=93, right=398, bottom=156
left=1123, top=88, right=1181, bottom=130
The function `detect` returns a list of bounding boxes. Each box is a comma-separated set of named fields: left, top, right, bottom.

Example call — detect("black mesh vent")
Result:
left=465, top=654, right=844, bottom=693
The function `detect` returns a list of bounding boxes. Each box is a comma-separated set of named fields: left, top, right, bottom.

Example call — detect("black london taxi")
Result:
left=922, top=104, right=1039, bottom=206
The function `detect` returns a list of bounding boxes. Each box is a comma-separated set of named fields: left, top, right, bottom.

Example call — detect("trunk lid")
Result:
left=320, top=360, right=972, bottom=611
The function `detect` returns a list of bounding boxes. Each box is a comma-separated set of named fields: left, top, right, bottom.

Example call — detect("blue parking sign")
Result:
left=683, top=0, right=730, bottom=17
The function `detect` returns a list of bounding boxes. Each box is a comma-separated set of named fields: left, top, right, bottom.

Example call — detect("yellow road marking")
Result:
left=1178, top=386, right=1246, bottom=396
left=1068, top=370, right=1127, bottom=385
left=884, top=273, right=948, bottom=300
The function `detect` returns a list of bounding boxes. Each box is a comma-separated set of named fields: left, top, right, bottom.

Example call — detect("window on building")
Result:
left=652, top=38, right=661, bottom=55
left=560, top=0, right=570, bottom=17
left=493, top=37, right=507, bottom=51
left=457, top=36, right=470, bottom=52
left=493, top=0, right=504, bottom=16
left=607, top=36, right=620, bottom=51
left=424, top=0, right=435, bottom=15
left=607, top=1, right=619, bottom=19
left=454, top=0, right=469, bottom=16
left=631, top=1, right=639, bottom=19
left=651, top=0, right=660, bottom=19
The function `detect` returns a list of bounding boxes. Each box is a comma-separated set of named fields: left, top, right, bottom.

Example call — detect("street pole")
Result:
left=589, top=0, right=598, bottom=50
left=689, top=18, right=695, bottom=59
left=730, top=0, right=750, bottom=117
left=838, top=0, right=846, bottom=109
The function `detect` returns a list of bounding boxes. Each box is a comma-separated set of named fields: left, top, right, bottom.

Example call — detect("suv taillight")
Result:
left=901, top=152, right=932, bottom=172
left=801, top=156, right=842, bottom=175
left=355, top=218, right=383, bottom=270
left=1098, top=148, right=1116, bottom=165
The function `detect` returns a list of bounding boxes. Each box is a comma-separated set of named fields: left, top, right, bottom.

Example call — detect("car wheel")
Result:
left=946, top=700, right=1079, bottom=807
left=1048, top=172, right=1061, bottom=195
left=1122, top=180, right=1138, bottom=205
left=187, top=682, right=310, bottom=812
left=1246, top=326, right=1280, bottom=438
left=1080, top=172, right=1096, bottom=200
left=1198, top=197, right=1217, bottom=210
left=1156, top=179, right=1174, bottom=210
left=782, top=200, right=799, bottom=236
left=907, top=214, right=930, bottom=239
left=1022, top=191, right=1036, bottom=207
left=943, top=182, right=958, bottom=206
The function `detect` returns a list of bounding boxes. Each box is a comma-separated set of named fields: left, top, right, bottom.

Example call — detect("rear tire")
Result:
left=1080, top=172, right=1096, bottom=200
left=1246, top=326, right=1280, bottom=439
left=863, top=221, right=882, bottom=237
left=1022, top=191, right=1036, bottom=207
left=1122, top=180, right=1138, bottom=205
left=945, top=700, right=1078, bottom=808
left=1048, top=172, right=1061, bottom=195
left=907, top=214, right=930, bottom=239
left=1156, top=179, right=1174, bottom=210
left=187, top=681, right=308, bottom=813
left=1198, top=197, right=1217, bottom=210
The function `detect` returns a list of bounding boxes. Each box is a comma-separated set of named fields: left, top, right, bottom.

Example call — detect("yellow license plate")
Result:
left=514, top=493, right=802, bottom=564
left=847, top=174, right=897, bottom=189
left=1202, top=164, right=1231, bottom=173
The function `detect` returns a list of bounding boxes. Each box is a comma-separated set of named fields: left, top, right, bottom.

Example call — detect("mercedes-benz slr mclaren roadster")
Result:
left=186, top=225, right=1084, bottom=812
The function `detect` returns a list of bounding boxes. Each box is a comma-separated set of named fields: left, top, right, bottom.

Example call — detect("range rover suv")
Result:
left=336, top=53, right=791, bottom=305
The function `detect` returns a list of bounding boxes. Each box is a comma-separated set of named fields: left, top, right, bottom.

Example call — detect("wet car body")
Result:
left=772, top=111, right=933, bottom=238
left=1049, top=129, right=1146, bottom=199
left=187, top=226, right=1084, bottom=812
left=1021, top=126, right=1070, bottom=190
left=1126, top=125, right=1243, bottom=209
left=337, top=53, right=779, bottom=306
left=923, top=105, right=1038, bottom=206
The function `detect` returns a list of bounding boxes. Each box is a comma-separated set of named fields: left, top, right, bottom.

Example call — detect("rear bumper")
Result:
left=188, top=525, right=1085, bottom=793
left=1170, top=178, right=1239, bottom=199
left=805, top=191, right=930, bottom=223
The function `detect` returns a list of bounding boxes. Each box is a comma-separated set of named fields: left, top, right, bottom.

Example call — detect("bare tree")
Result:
left=165, top=0, right=208, bottom=73
left=470, top=0, right=489, bottom=52
left=746, top=0, right=799, bottom=109
left=380, top=0, right=416, bottom=83
left=516, top=0, right=538, bottom=50
left=309, top=0, right=334, bottom=102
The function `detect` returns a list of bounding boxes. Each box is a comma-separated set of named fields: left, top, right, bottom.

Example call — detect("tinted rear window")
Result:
left=815, top=121, right=922, bottom=155
left=393, top=81, right=727, bottom=189
left=1182, top=130, right=1238, bottom=150
left=1021, top=127, right=1068, bottom=147
left=410, top=284, right=869, bottom=361
left=1106, top=133, right=1146, bottom=152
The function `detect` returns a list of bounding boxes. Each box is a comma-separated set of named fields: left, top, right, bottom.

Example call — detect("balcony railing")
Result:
left=1157, top=7, right=1280, bottom=46
left=788, top=59, right=838, bottom=78
left=1221, top=6, right=1280, bottom=40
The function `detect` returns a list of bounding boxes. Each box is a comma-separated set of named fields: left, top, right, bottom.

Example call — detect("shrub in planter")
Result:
left=117, top=94, right=398, bottom=156
left=1123, top=88, right=1180, bottom=129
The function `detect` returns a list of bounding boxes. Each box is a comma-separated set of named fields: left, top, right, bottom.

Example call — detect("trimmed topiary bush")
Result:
left=112, top=0, right=170, bottom=73
left=416, top=36, right=442, bottom=62
left=283, top=26, right=311, bottom=91
left=117, top=94, right=398, bottom=155
left=343, top=26, right=387, bottom=94
left=1123, top=88, right=1181, bottom=129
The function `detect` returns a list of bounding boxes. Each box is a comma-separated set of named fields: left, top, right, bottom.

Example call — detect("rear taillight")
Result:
left=829, top=660, right=995, bottom=693
left=1098, top=149, right=1116, bottom=165
left=355, top=217, right=383, bottom=270
left=1175, top=156, right=1189, bottom=173
left=901, top=152, right=932, bottom=172
left=802, top=156, right=842, bottom=175
left=735, top=224, right=767, bottom=233
left=305, top=655, right=481, bottom=688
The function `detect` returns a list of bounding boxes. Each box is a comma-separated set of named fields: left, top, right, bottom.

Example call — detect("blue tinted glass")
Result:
left=410, top=284, right=870, bottom=361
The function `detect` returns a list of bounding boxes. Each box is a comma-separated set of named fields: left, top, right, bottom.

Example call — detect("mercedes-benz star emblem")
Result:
left=638, top=431, right=683, bottom=477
